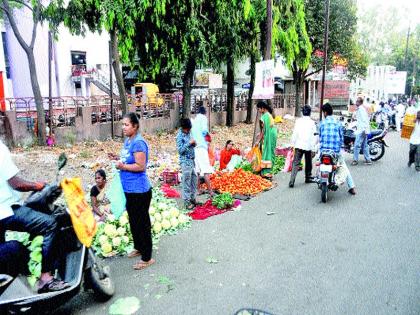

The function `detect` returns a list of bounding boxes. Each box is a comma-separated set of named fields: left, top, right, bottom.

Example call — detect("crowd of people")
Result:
left=1, top=96, right=419, bottom=294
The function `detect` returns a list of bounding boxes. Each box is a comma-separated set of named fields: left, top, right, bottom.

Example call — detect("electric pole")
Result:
left=319, top=0, right=330, bottom=121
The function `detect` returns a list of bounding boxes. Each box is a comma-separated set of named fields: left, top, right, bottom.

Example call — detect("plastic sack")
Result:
left=106, top=167, right=127, bottom=219
left=282, top=149, right=294, bottom=173
left=246, top=146, right=262, bottom=172
left=335, top=163, right=349, bottom=186
left=226, top=155, right=243, bottom=172
left=61, top=178, right=97, bottom=247
left=208, top=146, right=216, bottom=166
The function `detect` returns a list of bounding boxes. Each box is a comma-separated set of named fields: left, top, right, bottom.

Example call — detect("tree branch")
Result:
left=2, top=0, right=30, bottom=52
left=29, top=3, right=40, bottom=49
left=10, top=0, right=33, bottom=12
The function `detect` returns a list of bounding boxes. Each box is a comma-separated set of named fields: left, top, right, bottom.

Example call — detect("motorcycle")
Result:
left=317, top=150, right=339, bottom=203
left=0, top=154, right=114, bottom=314
left=340, top=118, right=388, bottom=162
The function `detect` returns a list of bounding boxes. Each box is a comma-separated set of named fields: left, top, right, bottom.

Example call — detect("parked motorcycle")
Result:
left=317, top=150, right=339, bottom=203
left=343, top=127, right=387, bottom=161
left=0, top=154, right=114, bottom=314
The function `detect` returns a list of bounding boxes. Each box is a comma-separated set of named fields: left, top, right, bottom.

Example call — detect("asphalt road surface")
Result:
left=55, top=132, right=419, bottom=315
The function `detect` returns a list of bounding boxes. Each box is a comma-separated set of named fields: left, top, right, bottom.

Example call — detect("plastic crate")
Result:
left=162, top=171, right=180, bottom=185
left=401, top=125, right=414, bottom=140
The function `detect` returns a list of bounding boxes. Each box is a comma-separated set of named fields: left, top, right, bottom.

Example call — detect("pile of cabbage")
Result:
left=92, top=188, right=191, bottom=258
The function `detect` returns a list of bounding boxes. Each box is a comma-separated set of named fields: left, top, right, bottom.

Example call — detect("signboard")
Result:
left=208, top=74, right=223, bottom=89
left=324, top=80, right=350, bottom=107
left=386, top=71, right=407, bottom=94
left=252, top=60, right=274, bottom=99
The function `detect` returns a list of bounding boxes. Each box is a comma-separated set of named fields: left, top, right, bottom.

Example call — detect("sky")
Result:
left=358, top=0, right=420, bottom=28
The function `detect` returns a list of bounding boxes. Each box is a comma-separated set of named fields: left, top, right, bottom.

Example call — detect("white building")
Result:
left=350, top=65, right=407, bottom=103
left=2, top=5, right=114, bottom=107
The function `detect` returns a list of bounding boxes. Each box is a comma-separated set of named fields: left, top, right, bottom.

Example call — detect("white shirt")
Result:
left=191, top=113, right=209, bottom=149
left=355, top=105, right=370, bottom=135
left=396, top=103, right=405, bottom=118
left=0, top=140, right=21, bottom=220
left=410, top=122, right=420, bottom=145
left=291, top=116, right=317, bottom=151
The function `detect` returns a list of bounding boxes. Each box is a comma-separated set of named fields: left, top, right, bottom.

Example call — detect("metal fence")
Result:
left=2, top=92, right=299, bottom=130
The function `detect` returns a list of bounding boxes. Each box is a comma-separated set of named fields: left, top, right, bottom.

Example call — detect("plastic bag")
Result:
left=335, top=163, right=349, bottom=186
left=106, top=167, right=127, bottom=219
left=282, top=149, right=294, bottom=173
left=226, top=155, right=243, bottom=172
left=246, top=146, right=262, bottom=172
left=61, top=178, right=97, bottom=247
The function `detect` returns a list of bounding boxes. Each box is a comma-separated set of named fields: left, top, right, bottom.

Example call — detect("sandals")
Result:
left=133, top=259, right=155, bottom=270
left=38, top=278, right=70, bottom=293
left=127, top=249, right=141, bottom=258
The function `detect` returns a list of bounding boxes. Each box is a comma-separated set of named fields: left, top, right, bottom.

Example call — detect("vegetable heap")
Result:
left=236, top=160, right=253, bottom=173
left=210, top=168, right=272, bottom=195
left=92, top=187, right=191, bottom=258
left=273, top=155, right=286, bottom=174
left=212, top=193, right=234, bottom=209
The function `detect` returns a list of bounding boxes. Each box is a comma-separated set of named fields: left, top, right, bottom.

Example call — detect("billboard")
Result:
left=386, top=71, right=407, bottom=94
left=324, top=80, right=350, bottom=107
left=252, top=60, right=274, bottom=99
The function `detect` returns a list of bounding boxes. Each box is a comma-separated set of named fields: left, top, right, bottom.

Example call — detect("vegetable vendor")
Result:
left=90, top=169, right=111, bottom=222
left=219, top=140, right=241, bottom=170
left=256, top=101, right=278, bottom=179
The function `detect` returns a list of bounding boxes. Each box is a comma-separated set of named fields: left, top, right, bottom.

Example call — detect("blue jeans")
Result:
left=337, top=155, right=355, bottom=189
left=0, top=205, right=58, bottom=273
left=353, top=132, right=371, bottom=162
left=181, top=163, right=198, bottom=203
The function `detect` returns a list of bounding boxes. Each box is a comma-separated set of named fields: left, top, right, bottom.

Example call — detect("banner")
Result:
left=208, top=74, right=223, bottom=89
left=252, top=60, right=274, bottom=99
left=386, top=71, right=407, bottom=94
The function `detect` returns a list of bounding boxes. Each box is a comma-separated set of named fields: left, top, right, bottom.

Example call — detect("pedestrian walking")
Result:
left=191, top=106, right=214, bottom=196
left=176, top=118, right=198, bottom=210
left=352, top=97, right=372, bottom=165
left=395, top=102, right=406, bottom=132
left=289, top=105, right=317, bottom=187
left=408, top=111, right=420, bottom=172
left=109, top=112, right=155, bottom=270
left=319, top=103, right=356, bottom=195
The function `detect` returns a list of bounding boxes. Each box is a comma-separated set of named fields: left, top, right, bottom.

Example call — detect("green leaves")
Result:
left=212, top=193, right=234, bottom=209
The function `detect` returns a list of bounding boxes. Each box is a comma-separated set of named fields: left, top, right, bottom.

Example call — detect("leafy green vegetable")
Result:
left=212, top=193, right=234, bottom=209
left=236, top=161, right=253, bottom=173
left=273, top=155, right=286, bottom=174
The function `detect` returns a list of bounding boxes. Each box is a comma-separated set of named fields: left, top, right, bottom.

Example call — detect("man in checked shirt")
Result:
left=319, top=103, right=356, bottom=195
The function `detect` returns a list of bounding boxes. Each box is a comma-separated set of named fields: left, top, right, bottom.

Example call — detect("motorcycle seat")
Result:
left=369, top=130, right=382, bottom=137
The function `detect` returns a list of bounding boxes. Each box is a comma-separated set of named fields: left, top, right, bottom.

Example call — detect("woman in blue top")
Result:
left=109, top=112, right=154, bottom=270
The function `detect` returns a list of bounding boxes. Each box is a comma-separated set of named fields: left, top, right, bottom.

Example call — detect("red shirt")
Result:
left=219, top=148, right=241, bottom=170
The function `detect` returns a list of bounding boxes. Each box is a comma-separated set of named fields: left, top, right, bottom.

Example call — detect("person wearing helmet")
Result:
left=289, top=105, right=317, bottom=187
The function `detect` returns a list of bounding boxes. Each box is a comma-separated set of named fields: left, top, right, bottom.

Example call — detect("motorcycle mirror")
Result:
left=58, top=153, right=67, bottom=171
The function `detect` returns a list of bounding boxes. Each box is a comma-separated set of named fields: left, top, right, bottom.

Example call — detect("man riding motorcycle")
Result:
left=319, top=103, right=356, bottom=195
left=0, top=140, right=69, bottom=293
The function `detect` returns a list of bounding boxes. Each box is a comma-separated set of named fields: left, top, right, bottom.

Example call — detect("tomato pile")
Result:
left=210, top=169, right=272, bottom=195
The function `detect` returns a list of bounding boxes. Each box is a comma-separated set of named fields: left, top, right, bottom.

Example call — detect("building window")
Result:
left=2, top=32, right=10, bottom=79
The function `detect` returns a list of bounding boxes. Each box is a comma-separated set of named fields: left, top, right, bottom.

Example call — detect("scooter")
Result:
left=0, top=154, right=114, bottom=314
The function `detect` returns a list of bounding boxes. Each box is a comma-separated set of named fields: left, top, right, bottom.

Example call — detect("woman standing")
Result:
left=256, top=101, right=278, bottom=178
left=109, top=112, right=155, bottom=270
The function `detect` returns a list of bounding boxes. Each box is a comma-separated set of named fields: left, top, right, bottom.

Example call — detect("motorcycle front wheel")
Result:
left=369, top=141, right=385, bottom=161
left=87, top=264, right=115, bottom=301
left=321, top=182, right=328, bottom=203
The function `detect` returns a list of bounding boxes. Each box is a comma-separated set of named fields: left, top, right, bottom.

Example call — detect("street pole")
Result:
left=319, top=0, right=330, bottom=121
left=404, top=23, right=411, bottom=71
left=48, top=31, right=52, bottom=136
left=109, top=41, right=114, bottom=139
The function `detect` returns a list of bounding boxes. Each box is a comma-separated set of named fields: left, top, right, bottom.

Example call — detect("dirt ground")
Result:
left=10, top=120, right=294, bottom=192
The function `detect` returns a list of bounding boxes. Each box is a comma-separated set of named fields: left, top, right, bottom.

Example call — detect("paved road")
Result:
left=55, top=132, right=419, bottom=315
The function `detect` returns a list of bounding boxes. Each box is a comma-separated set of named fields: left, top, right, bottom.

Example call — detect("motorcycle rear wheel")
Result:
left=369, top=142, right=385, bottom=161
left=321, top=182, right=328, bottom=203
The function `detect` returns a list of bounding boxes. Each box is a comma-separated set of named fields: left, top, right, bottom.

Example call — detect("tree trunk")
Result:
left=110, top=29, right=128, bottom=115
left=293, top=68, right=303, bottom=117
left=246, top=49, right=257, bottom=124
left=27, top=46, right=46, bottom=144
left=226, top=55, right=235, bottom=127
left=182, top=57, right=196, bottom=119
